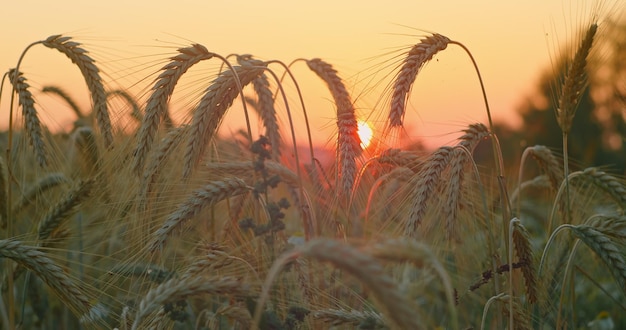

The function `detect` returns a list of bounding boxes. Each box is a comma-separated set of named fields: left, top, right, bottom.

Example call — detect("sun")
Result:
left=357, top=120, right=374, bottom=149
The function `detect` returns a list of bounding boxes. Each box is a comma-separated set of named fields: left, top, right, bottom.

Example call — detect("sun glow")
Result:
left=357, top=120, right=374, bottom=149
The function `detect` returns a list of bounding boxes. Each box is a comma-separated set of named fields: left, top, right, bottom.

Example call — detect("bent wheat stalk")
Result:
left=389, top=33, right=450, bottom=127
left=8, top=69, right=47, bottom=167
left=405, top=146, right=453, bottom=237
left=0, top=239, right=93, bottom=319
left=254, top=238, right=422, bottom=329
left=306, top=58, right=361, bottom=202
left=131, top=275, right=250, bottom=330
left=149, top=177, right=251, bottom=252
left=557, top=23, right=598, bottom=225
left=133, top=44, right=214, bottom=174
left=42, top=35, right=113, bottom=148
left=42, top=85, right=83, bottom=119
left=183, top=62, right=266, bottom=178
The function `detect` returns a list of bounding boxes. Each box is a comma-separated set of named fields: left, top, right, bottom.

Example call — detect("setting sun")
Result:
left=357, top=120, right=374, bottom=149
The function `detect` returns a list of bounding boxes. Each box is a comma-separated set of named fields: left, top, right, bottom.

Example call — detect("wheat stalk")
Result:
left=133, top=44, right=214, bottom=174
left=0, top=239, right=93, bottom=319
left=230, top=54, right=284, bottom=162
left=376, top=148, right=423, bottom=172
left=12, top=172, right=70, bottom=214
left=389, top=33, right=450, bottom=127
left=511, top=220, right=537, bottom=304
left=181, top=244, right=233, bottom=279
left=366, top=238, right=457, bottom=328
left=41, top=85, right=84, bottom=119
left=183, top=62, right=266, bottom=178
left=405, top=146, right=453, bottom=237
left=458, top=123, right=490, bottom=151
left=313, top=309, right=386, bottom=328
left=72, top=126, right=100, bottom=175
left=500, top=296, right=532, bottom=330
left=149, top=177, right=250, bottom=252
left=107, top=89, right=142, bottom=121
left=204, top=160, right=300, bottom=188
left=255, top=238, right=422, bottom=329
left=306, top=58, right=360, bottom=201
left=0, top=156, right=7, bottom=229
left=252, top=73, right=281, bottom=160
left=131, top=275, right=250, bottom=330
left=215, top=303, right=253, bottom=329
left=580, top=167, right=626, bottom=207
left=527, top=145, right=563, bottom=191
left=37, top=179, right=94, bottom=241
left=139, top=125, right=187, bottom=211
left=444, top=147, right=468, bottom=242
left=8, top=69, right=47, bottom=167
left=42, top=35, right=113, bottom=148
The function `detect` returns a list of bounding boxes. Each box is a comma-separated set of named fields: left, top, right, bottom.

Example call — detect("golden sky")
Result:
left=0, top=0, right=619, bottom=149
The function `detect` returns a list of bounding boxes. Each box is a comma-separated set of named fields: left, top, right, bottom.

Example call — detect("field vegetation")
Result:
left=1, top=6, right=625, bottom=330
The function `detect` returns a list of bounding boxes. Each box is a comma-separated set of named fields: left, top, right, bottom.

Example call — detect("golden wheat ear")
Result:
left=183, top=62, right=266, bottom=179
left=41, top=35, right=113, bottom=148
left=133, top=44, right=215, bottom=175
left=405, top=146, right=453, bottom=237
left=148, top=178, right=251, bottom=252
left=556, top=23, right=598, bottom=135
left=8, top=69, right=48, bottom=167
left=389, top=33, right=450, bottom=128
left=306, top=58, right=360, bottom=202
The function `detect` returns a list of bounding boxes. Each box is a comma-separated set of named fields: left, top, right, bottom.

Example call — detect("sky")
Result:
left=0, top=0, right=621, bottom=150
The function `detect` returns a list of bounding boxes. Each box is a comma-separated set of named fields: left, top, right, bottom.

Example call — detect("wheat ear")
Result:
left=581, top=167, right=626, bottom=207
left=405, top=146, right=453, bottom=237
left=254, top=238, right=422, bottom=330
left=252, top=73, right=281, bottom=160
left=526, top=145, right=563, bottom=191
left=131, top=275, right=250, bottom=330
left=183, top=62, right=266, bottom=178
left=139, top=125, right=187, bottom=210
left=557, top=23, right=597, bottom=134
left=376, top=148, right=423, bottom=172
left=511, top=220, right=537, bottom=304
left=41, top=85, right=83, bottom=119
left=42, top=35, right=112, bottom=148
left=72, top=126, right=100, bottom=175
left=237, top=55, right=282, bottom=161
left=366, top=238, right=457, bottom=328
left=133, top=44, right=214, bottom=174
left=389, top=33, right=450, bottom=127
left=458, top=122, right=490, bottom=151
left=8, top=69, right=47, bottom=167
left=149, top=177, right=250, bottom=252
left=0, top=239, right=92, bottom=317
left=37, top=179, right=94, bottom=241
left=570, top=225, right=626, bottom=293
left=444, top=147, right=468, bottom=242
left=204, top=160, right=300, bottom=188
left=313, top=309, right=386, bottom=328
left=107, top=89, right=142, bottom=121
left=12, top=172, right=70, bottom=214
left=306, top=58, right=361, bottom=201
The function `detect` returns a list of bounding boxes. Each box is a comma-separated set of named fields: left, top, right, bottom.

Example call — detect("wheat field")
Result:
left=0, top=10, right=625, bottom=330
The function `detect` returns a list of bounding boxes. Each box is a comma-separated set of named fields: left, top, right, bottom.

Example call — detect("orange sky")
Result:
left=1, top=0, right=621, bottom=150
